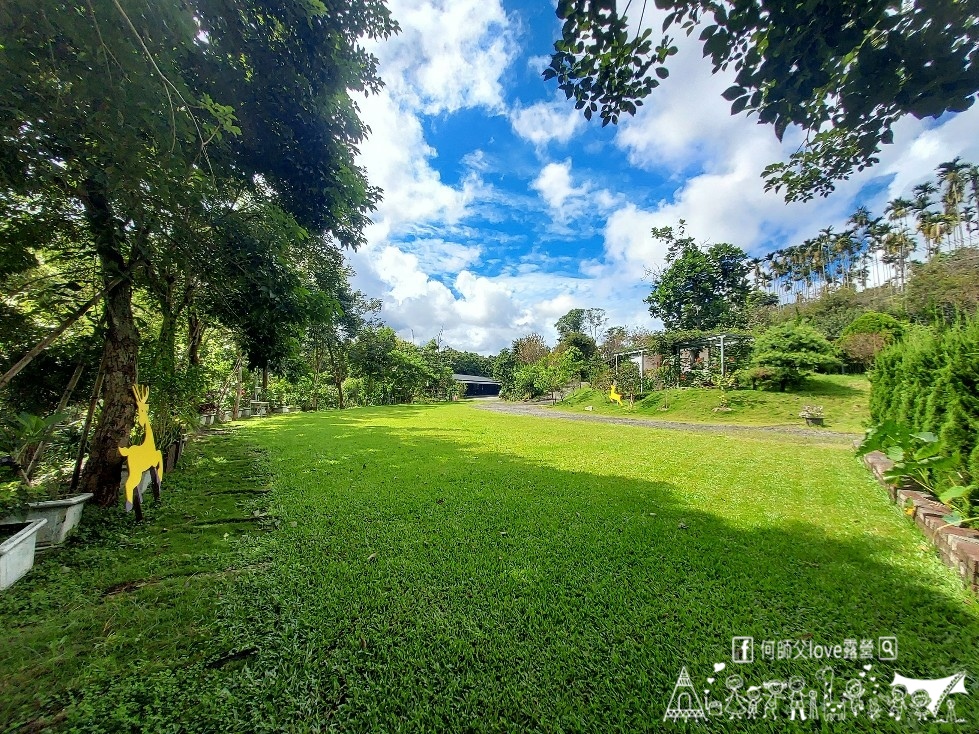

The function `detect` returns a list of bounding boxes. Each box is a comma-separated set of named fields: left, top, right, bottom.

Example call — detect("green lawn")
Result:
left=3, top=403, right=978, bottom=731
left=557, top=373, right=871, bottom=433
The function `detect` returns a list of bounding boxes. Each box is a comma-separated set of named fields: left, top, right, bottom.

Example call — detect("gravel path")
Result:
left=475, top=400, right=861, bottom=444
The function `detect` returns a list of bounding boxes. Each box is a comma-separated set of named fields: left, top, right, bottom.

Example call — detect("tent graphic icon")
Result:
left=664, top=667, right=707, bottom=721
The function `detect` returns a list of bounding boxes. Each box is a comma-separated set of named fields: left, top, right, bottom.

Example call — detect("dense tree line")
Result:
left=1, top=0, right=397, bottom=508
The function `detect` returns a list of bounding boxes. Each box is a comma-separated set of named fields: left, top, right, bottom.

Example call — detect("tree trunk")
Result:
left=187, top=311, right=204, bottom=366
left=78, top=179, right=138, bottom=508
left=232, top=360, right=243, bottom=420
left=324, top=339, right=345, bottom=409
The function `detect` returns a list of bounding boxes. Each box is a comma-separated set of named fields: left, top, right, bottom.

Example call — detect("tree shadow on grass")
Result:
left=53, top=411, right=979, bottom=733
left=797, top=376, right=867, bottom=398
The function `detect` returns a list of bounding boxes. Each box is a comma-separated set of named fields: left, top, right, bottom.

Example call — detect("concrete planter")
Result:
left=0, top=519, right=47, bottom=590
left=7, top=493, right=94, bottom=548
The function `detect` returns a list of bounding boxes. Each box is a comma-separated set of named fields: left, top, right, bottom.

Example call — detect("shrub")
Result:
left=837, top=332, right=888, bottom=370
left=869, top=315, right=979, bottom=507
left=342, top=377, right=364, bottom=406
left=750, top=323, right=840, bottom=391
left=841, top=311, right=905, bottom=341
left=733, top=366, right=780, bottom=391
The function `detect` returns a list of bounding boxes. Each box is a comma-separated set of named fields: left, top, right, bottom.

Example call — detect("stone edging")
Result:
left=861, top=450, right=979, bottom=595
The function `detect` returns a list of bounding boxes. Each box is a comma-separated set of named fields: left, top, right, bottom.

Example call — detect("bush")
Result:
left=750, top=323, right=840, bottom=391
left=342, top=377, right=365, bottom=406
left=837, top=332, right=888, bottom=370
left=733, top=366, right=781, bottom=391
left=841, top=311, right=906, bottom=341
left=869, top=315, right=979, bottom=505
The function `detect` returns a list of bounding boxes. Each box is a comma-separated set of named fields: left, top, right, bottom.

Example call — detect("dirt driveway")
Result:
left=475, top=400, right=861, bottom=444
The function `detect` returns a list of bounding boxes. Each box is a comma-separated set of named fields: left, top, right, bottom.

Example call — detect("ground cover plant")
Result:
left=0, top=431, right=275, bottom=731
left=558, top=373, right=871, bottom=433
left=5, top=404, right=977, bottom=731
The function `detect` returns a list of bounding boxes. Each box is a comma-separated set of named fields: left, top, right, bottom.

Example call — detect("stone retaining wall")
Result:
left=862, top=451, right=979, bottom=595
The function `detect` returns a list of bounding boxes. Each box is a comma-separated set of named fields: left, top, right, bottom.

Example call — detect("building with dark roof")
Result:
left=452, top=373, right=501, bottom=397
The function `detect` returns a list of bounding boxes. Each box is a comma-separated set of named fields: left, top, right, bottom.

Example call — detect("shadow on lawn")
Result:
left=25, top=409, right=977, bottom=733
left=798, top=376, right=867, bottom=398
left=170, top=409, right=979, bottom=733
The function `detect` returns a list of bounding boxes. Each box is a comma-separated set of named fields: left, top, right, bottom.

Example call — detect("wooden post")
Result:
left=69, top=347, right=108, bottom=494
left=26, top=360, right=86, bottom=480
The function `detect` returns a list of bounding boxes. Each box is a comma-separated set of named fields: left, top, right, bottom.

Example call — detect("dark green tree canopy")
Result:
left=443, top=348, right=495, bottom=377
left=644, top=222, right=754, bottom=331
left=555, top=308, right=587, bottom=339
left=545, top=1, right=979, bottom=200
left=556, top=331, right=598, bottom=361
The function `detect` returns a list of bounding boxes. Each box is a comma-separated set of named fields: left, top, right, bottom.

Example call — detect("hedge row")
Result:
left=870, top=316, right=979, bottom=490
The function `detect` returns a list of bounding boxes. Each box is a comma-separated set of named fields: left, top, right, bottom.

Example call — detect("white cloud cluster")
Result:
left=510, top=98, right=584, bottom=147
left=376, top=0, right=516, bottom=114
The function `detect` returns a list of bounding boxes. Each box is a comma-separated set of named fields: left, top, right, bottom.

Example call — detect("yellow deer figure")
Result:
left=119, top=385, right=163, bottom=516
left=609, top=382, right=623, bottom=406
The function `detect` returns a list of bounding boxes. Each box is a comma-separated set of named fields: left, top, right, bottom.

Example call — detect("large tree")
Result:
left=0, top=0, right=396, bottom=506
left=644, top=222, right=754, bottom=331
left=545, top=1, right=979, bottom=200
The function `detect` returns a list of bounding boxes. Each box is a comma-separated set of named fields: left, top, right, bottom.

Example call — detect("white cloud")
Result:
left=510, top=98, right=584, bottom=147
left=530, top=159, right=621, bottom=232
left=531, top=159, right=583, bottom=210
left=375, top=0, right=517, bottom=114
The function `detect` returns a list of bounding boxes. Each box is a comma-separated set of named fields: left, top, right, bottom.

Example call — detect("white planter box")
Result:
left=9, top=493, right=94, bottom=547
left=0, top=519, right=47, bottom=590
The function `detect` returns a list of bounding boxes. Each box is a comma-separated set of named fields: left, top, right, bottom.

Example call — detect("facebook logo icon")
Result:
left=732, top=637, right=754, bottom=663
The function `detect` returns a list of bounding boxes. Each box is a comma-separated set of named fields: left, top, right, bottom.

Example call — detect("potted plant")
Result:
left=1, top=413, right=96, bottom=548
left=0, top=518, right=47, bottom=590
left=5, top=489, right=94, bottom=549
left=198, top=395, right=218, bottom=426
left=800, top=405, right=825, bottom=426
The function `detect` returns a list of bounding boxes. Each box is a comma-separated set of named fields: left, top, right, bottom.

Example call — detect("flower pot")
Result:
left=0, top=519, right=47, bottom=590
left=3, top=493, right=94, bottom=548
left=804, top=416, right=824, bottom=427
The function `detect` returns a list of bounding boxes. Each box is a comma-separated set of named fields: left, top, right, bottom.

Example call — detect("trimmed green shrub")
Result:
left=841, top=311, right=906, bottom=341
left=750, top=323, right=840, bottom=391
left=869, top=315, right=979, bottom=499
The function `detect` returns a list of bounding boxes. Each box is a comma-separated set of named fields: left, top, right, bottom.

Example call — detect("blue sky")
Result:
left=349, top=0, right=979, bottom=355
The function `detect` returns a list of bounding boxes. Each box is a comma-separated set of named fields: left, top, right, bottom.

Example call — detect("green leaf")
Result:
left=885, top=446, right=905, bottom=462
left=722, top=85, right=745, bottom=101
left=939, top=486, right=970, bottom=503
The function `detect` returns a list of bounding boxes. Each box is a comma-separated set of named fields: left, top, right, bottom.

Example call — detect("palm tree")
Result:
left=912, top=182, right=939, bottom=261
left=937, top=157, right=969, bottom=251
left=966, top=163, right=979, bottom=246
left=884, top=196, right=915, bottom=287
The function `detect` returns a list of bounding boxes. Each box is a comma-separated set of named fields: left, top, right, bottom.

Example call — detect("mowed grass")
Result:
left=558, top=373, right=871, bottom=433
left=3, top=403, right=979, bottom=732
left=0, top=432, right=276, bottom=731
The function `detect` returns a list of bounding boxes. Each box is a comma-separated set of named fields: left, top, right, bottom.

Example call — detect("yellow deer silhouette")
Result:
left=609, top=382, right=623, bottom=406
left=119, top=385, right=163, bottom=516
